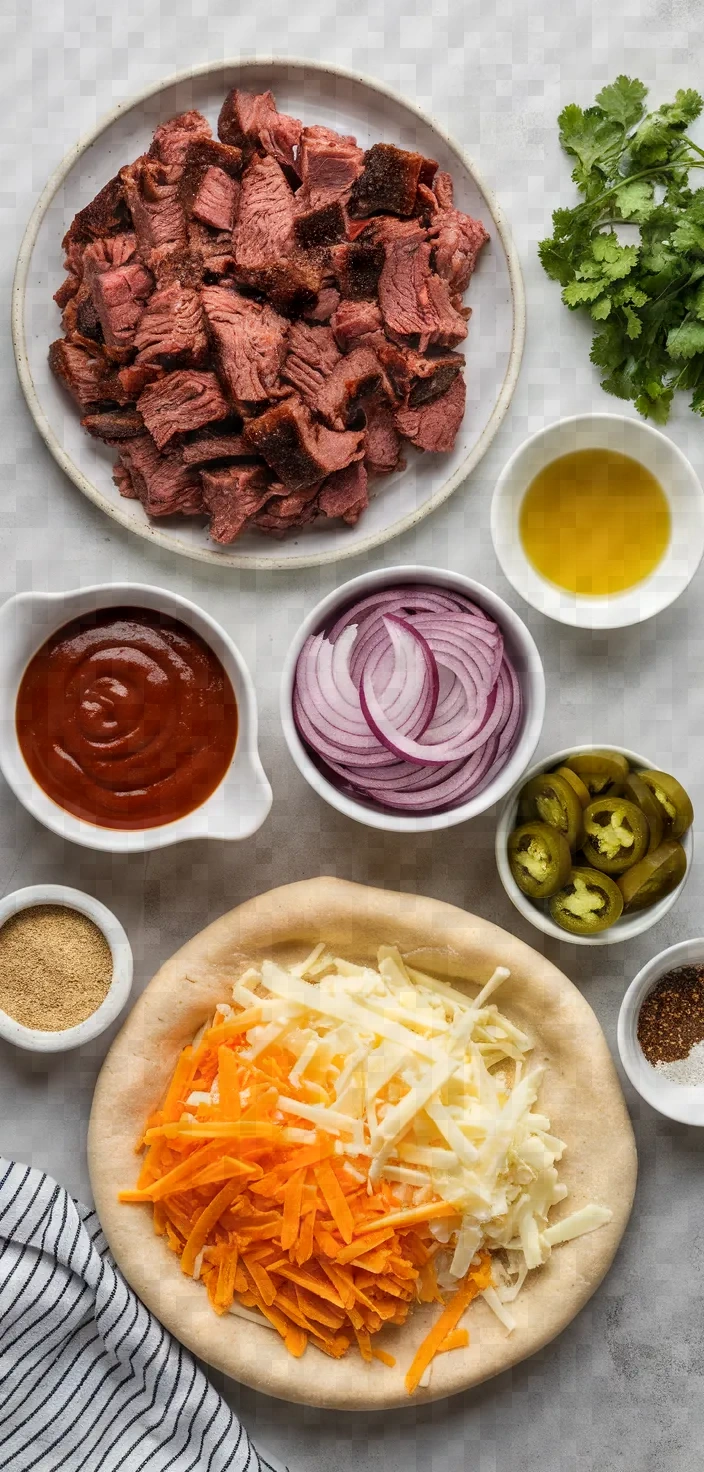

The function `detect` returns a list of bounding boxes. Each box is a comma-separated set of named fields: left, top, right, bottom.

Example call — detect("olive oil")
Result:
left=519, top=448, right=670, bottom=596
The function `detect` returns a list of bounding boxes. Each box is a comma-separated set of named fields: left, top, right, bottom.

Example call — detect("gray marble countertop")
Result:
left=2, top=3, right=704, bottom=1468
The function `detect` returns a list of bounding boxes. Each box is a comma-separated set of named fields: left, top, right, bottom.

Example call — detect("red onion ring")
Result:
left=293, top=584, right=523, bottom=814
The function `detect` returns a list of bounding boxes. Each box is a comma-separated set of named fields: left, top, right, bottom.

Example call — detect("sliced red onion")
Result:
left=293, top=583, right=523, bottom=815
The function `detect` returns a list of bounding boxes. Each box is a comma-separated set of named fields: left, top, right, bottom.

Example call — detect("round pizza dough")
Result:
left=88, top=877, right=637, bottom=1409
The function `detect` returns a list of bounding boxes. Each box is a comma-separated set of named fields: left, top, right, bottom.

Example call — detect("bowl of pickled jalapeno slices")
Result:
left=495, top=747, right=694, bottom=945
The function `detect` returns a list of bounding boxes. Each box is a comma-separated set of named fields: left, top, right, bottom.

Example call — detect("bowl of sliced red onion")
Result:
left=281, top=567, right=545, bottom=832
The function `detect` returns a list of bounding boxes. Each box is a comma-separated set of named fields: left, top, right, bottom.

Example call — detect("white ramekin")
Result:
left=495, top=744, right=693, bottom=946
left=0, top=584, right=272, bottom=853
left=490, top=413, right=704, bottom=629
left=280, top=565, right=545, bottom=834
left=0, top=884, right=133, bottom=1053
left=618, top=938, right=704, bottom=1125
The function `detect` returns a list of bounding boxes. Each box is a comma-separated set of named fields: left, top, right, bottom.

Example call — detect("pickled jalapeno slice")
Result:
left=554, top=765, right=591, bottom=809
left=518, top=773, right=583, bottom=851
left=639, top=771, right=694, bottom=840
left=617, top=840, right=688, bottom=912
left=563, top=750, right=629, bottom=795
left=616, top=771, right=664, bottom=852
left=508, top=822, right=573, bottom=899
left=548, top=867, right=624, bottom=935
left=581, top=797, right=650, bottom=875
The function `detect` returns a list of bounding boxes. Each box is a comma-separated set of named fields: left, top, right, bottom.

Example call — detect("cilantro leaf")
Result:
left=660, top=89, right=704, bottom=128
left=557, top=104, right=622, bottom=182
left=666, top=320, right=704, bottom=359
left=615, top=180, right=655, bottom=220
left=563, top=279, right=606, bottom=307
left=541, top=77, right=704, bottom=421
left=594, top=76, right=647, bottom=130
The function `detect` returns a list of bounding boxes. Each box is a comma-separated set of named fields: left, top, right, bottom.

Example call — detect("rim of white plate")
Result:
left=11, top=56, right=526, bottom=572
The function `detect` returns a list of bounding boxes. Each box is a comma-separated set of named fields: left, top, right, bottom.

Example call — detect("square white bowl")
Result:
left=0, top=584, right=272, bottom=853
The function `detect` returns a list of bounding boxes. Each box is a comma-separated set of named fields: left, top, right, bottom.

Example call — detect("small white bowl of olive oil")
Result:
left=491, top=414, right=704, bottom=628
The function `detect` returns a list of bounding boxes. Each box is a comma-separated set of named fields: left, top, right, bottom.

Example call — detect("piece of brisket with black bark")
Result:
left=394, top=373, right=466, bottom=452
left=243, top=395, right=364, bottom=490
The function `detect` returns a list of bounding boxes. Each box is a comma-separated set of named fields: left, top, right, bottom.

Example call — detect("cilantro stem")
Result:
left=568, top=158, right=704, bottom=221
left=683, top=135, right=704, bottom=161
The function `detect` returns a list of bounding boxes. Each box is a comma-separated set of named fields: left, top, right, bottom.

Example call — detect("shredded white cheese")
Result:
left=213, top=945, right=612, bottom=1332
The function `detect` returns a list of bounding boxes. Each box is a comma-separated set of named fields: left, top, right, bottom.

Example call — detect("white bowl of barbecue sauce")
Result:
left=491, top=413, right=704, bottom=629
left=0, top=584, right=272, bottom=853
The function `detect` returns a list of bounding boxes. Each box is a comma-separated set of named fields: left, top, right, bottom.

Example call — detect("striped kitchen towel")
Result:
left=0, top=1158, right=288, bottom=1472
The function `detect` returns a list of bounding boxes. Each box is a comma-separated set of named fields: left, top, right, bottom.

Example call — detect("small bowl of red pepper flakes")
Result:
left=618, top=939, right=704, bottom=1125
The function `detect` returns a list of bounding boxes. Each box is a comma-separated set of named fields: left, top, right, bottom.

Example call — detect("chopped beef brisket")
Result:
left=244, top=395, right=363, bottom=490
left=201, top=285, right=289, bottom=404
left=181, top=429, right=249, bottom=465
left=113, top=460, right=138, bottom=499
left=233, top=155, right=320, bottom=314
left=298, top=126, right=364, bottom=210
left=82, top=237, right=153, bottom=359
left=316, top=346, right=390, bottom=430
left=253, top=483, right=321, bottom=532
left=377, top=225, right=468, bottom=350
left=331, top=299, right=383, bottom=352
left=51, top=87, right=482, bottom=544
left=375, top=340, right=464, bottom=404
left=414, top=182, right=440, bottom=220
left=116, top=436, right=204, bottom=516
left=303, top=285, right=341, bottom=323
left=394, top=373, right=466, bottom=452
left=329, top=239, right=385, bottom=299
left=179, top=139, right=242, bottom=231
left=217, top=89, right=302, bottom=179
left=188, top=220, right=235, bottom=280
left=149, top=111, right=212, bottom=169
left=281, top=321, right=341, bottom=409
left=61, top=175, right=130, bottom=251
left=81, top=407, right=145, bottom=441
left=137, top=369, right=229, bottom=449
left=318, top=460, right=369, bottom=524
left=117, top=362, right=164, bottom=400
left=363, top=400, right=402, bottom=474
left=428, top=208, right=490, bottom=293
left=348, top=143, right=426, bottom=219
left=190, top=168, right=239, bottom=232
left=49, top=339, right=117, bottom=409
left=233, top=154, right=296, bottom=265
left=133, top=284, right=208, bottom=367
left=434, top=171, right=454, bottom=210
left=201, top=462, right=272, bottom=543
left=293, top=201, right=347, bottom=250
left=74, top=294, right=104, bottom=344
left=120, top=157, right=188, bottom=260
left=424, top=271, right=469, bottom=347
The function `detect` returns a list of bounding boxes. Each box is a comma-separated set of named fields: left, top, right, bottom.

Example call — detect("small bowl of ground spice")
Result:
left=0, top=885, right=133, bottom=1052
left=618, top=939, right=704, bottom=1125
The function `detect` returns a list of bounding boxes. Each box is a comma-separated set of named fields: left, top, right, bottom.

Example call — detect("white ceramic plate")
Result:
left=12, top=58, right=524, bottom=571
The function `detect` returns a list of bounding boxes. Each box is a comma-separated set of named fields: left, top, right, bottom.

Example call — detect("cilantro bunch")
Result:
left=539, top=76, right=704, bottom=421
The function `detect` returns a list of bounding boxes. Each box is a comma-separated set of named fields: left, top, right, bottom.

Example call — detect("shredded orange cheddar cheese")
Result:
left=120, top=1018, right=494, bottom=1390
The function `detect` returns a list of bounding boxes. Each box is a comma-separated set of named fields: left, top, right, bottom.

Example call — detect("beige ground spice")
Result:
left=0, top=904, right=113, bottom=1031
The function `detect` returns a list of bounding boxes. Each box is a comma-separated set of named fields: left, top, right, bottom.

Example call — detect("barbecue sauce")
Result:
left=16, top=608, right=238, bottom=829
